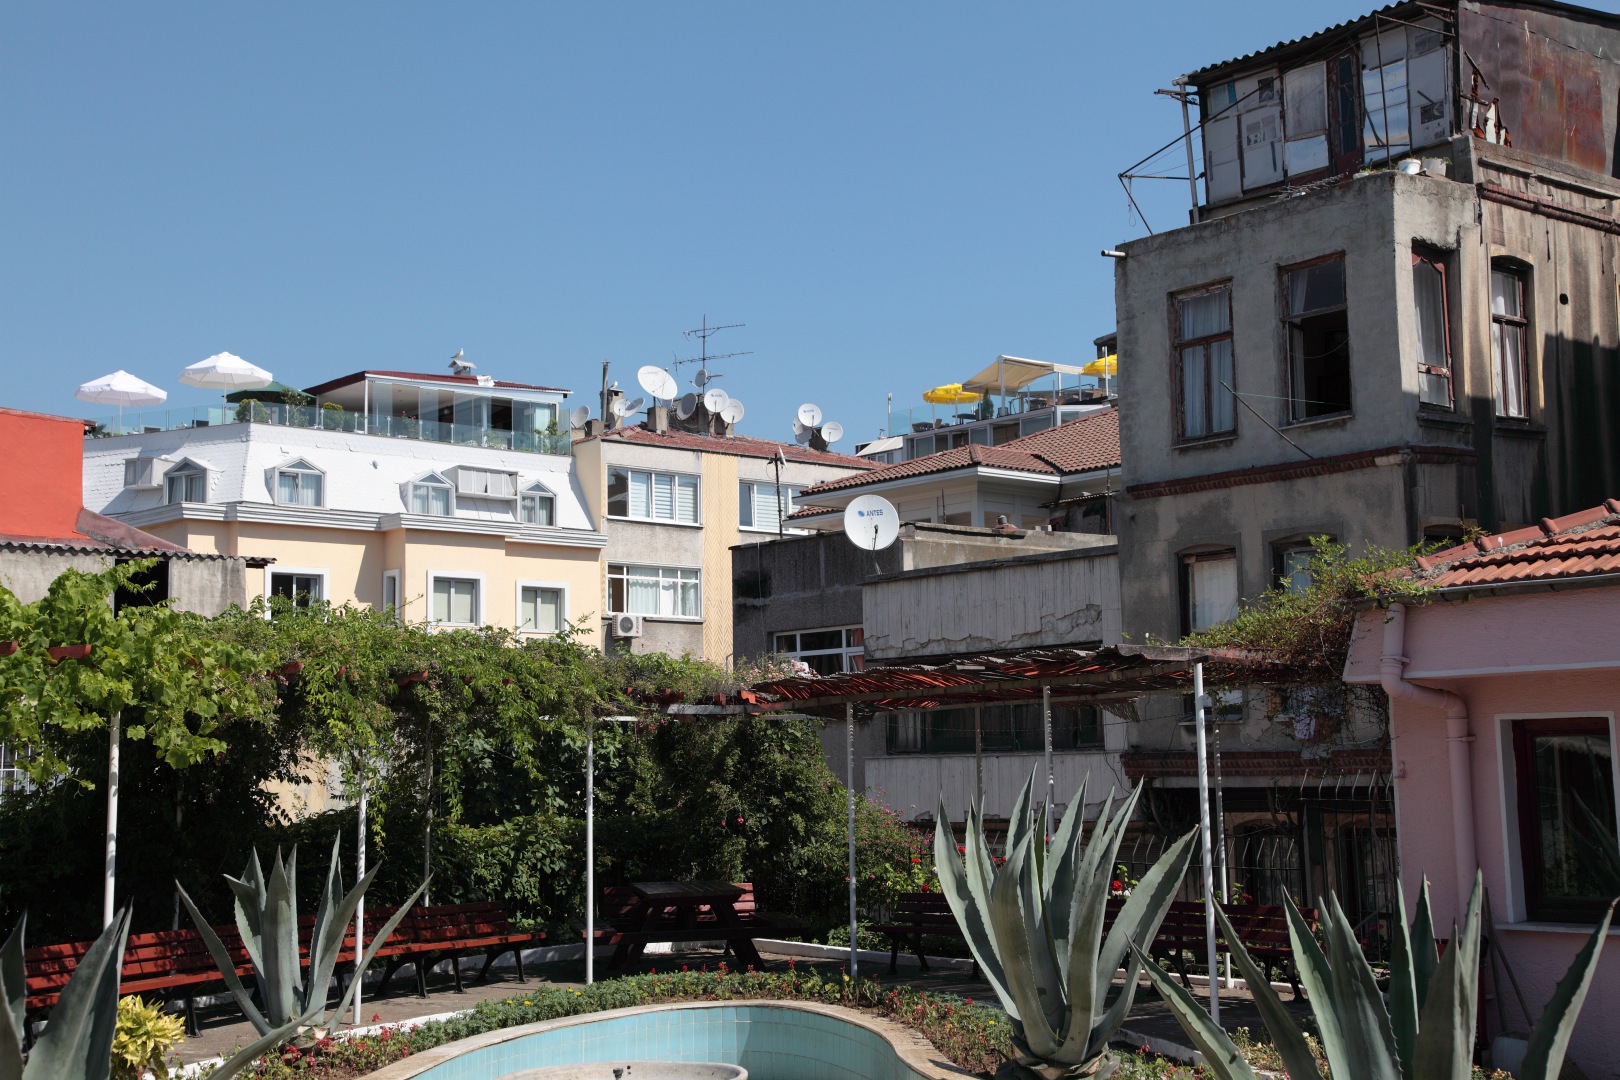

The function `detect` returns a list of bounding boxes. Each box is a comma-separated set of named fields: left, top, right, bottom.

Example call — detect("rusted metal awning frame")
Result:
left=746, top=644, right=1280, bottom=720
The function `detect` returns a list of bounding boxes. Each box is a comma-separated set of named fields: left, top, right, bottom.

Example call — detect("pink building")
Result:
left=1344, top=501, right=1620, bottom=1075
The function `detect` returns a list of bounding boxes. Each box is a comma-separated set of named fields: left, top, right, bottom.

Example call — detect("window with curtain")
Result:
left=1284, top=256, right=1352, bottom=421
left=1183, top=551, right=1239, bottom=632
left=519, top=585, right=562, bottom=633
left=1512, top=718, right=1617, bottom=922
left=1174, top=286, right=1235, bottom=440
left=607, top=564, right=700, bottom=618
left=165, top=465, right=207, bottom=504
left=1491, top=264, right=1530, bottom=419
left=430, top=576, right=479, bottom=625
left=741, top=481, right=799, bottom=532
left=1412, top=247, right=1454, bottom=408
left=409, top=475, right=453, bottom=516
left=606, top=467, right=699, bottom=523
left=519, top=483, right=555, bottom=525
left=274, top=460, right=324, bottom=507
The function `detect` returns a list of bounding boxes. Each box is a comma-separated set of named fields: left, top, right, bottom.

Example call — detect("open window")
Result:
left=273, top=459, right=325, bottom=507
left=1284, top=256, right=1352, bottom=421
left=518, top=482, right=556, bottom=526
left=1491, top=262, right=1530, bottom=419
left=408, top=472, right=454, bottom=516
left=1511, top=718, right=1618, bottom=922
left=1174, top=285, right=1235, bottom=441
left=1412, top=246, right=1454, bottom=409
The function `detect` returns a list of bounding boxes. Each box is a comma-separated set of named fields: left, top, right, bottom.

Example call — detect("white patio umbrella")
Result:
left=75, top=369, right=168, bottom=432
left=180, top=352, right=273, bottom=412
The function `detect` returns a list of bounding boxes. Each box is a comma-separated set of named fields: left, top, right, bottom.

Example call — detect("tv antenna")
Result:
left=674, top=315, right=752, bottom=390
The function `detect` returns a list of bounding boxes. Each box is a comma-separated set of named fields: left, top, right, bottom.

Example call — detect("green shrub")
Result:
left=110, top=995, right=186, bottom=1080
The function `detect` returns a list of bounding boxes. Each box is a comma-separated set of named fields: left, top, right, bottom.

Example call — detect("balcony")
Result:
left=86, top=401, right=573, bottom=456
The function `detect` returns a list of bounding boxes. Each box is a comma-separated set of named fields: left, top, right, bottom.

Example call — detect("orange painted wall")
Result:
left=0, top=408, right=86, bottom=540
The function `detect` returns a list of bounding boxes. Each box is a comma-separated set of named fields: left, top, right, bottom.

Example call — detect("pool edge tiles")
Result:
left=355, top=1001, right=977, bottom=1080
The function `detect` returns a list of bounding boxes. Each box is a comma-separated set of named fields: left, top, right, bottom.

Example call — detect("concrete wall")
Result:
left=0, top=550, right=111, bottom=602
left=869, top=748, right=1132, bottom=825
left=1345, top=587, right=1620, bottom=1076
left=167, top=556, right=251, bottom=615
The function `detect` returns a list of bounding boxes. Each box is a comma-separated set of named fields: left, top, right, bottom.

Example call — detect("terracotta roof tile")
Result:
left=585, top=425, right=874, bottom=469
left=1413, top=499, right=1620, bottom=589
left=799, top=409, right=1119, bottom=497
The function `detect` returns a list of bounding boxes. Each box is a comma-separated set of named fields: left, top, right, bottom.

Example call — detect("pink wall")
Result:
left=1347, top=590, right=1620, bottom=1076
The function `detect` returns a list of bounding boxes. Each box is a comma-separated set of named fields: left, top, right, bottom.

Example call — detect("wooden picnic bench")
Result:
left=872, top=891, right=981, bottom=976
left=587, top=881, right=806, bottom=972
left=1108, top=899, right=1318, bottom=999
left=374, top=901, right=545, bottom=995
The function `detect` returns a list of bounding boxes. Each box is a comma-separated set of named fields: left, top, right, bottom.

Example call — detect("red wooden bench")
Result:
left=586, top=882, right=807, bottom=965
left=376, top=902, right=545, bottom=995
left=1106, top=899, right=1318, bottom=999
left=872, top=891, right=981, bottom=976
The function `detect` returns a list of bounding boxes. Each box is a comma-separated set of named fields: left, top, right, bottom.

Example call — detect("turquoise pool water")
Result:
left=402, top=1003, right=935, bottom=1080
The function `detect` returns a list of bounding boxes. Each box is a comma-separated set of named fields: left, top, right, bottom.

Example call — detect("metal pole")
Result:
left=846, top=703, right=858, bottom=979
left=423, top=722, right=434, bottom=907
left=586, top=718, right=595, bottom=986
left=103, top=710, right=120, bottom=928
left=1174, top=76, right=1200, bottom=224
left=354, top=776, right=366, bottom=1028
left=1193, top=664, right=1219, bottom=1023
left=1213, top=715, right=1231, bottom=987
left=974, top=706, right=983, bottom=811
left=1043, top=686, right=1054, bottom=837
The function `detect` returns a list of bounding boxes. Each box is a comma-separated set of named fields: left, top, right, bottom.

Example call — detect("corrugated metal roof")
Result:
left=1186, top=2, right=1414, bottom=83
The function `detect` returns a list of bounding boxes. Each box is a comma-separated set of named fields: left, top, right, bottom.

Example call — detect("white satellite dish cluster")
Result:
left=791, top=402, right=844, bottom=449
left=566, top=362, right=750, bottom=432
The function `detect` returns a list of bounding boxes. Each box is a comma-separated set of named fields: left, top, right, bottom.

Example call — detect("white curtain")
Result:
left=629, top=471, right=651, bottom=518
left=628, top=571, right=660, bottom=615
left=1414, top=259, right=1451, bottom=405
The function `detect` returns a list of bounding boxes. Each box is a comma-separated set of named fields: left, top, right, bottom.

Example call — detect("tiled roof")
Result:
left=585, top=425, right=875, bottom=469
left=799, top=409, right=1119, bottom=497
left=302, top=370, right=569, bottom=396
left=1413, top=499, right=1620, bottom=588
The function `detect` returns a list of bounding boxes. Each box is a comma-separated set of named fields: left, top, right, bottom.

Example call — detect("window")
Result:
left=1174, top=286, right=1235, bottom=440
left=608, top=564, right=700, bottom=618
left=1360, top=29, right=1410, bottom=163
left=1183, top=551, right=1239, bottom=633
left=1284, top=256, right=1352, bottom=421
left=1491, top=264, right=1530, bottom=419
left=381, top=570, right=401, bottom=620
left=430, top=576, right=480, bottom=626
left=518, top=483, right=556, bottom=526
left=409, top=473, right=453, bottom=516
left=775, top=627, right=865, bottom=676
left=1273, top=535, right=1331, bottom=595
left=886, top=702, right=1103, bottom=754
left=1412, top=248, right=1454, bottom=408
left=607, top=468, right=699, bottom=524
left=270, top=572, right=323, bottom=609
left=1512, top=718, right=1617, bottom=922
left=518, top=585, right=563, bottom=633
left=165, top=464, right=207, bottom=504
left=456, top=467, right=517, bottom=498
left=274, top=459, right=324, bottom=507
left=741, top=481, right=799, bottom=532
left=1283, top=62, right=1330, bottom=176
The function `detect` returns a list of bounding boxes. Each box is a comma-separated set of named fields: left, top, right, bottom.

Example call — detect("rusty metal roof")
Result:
left=1186, top=2, right=1415, bottom=84
left=746, top=643, right=1280, bottom=719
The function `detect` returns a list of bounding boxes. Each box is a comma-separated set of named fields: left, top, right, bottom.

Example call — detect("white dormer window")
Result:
left=518, top=482, right=556, bottom=526
left=455, top=467, right=517, bottom=498
left=165, top=462, right=208, bottom=504
left=409, top=473, right=454, bottom=516
left=274, top=459, right=325, bottom=507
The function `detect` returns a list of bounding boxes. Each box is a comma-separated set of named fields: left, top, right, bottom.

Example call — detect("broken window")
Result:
left=1174, top=285, right=1235, bottom=440
left=1283, top=62, right=1329, bottom=176
left=1284, top=256, right=1352, bottom=421
left=1491, top=263, right=1530, bottom=419
left=1361, top=29, right=1410, bottom=163
left=1412, top=246, right=1454, bottom=409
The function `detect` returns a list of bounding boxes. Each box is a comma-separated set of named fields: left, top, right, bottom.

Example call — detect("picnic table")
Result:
left=603, top=880, right=770, bottom=971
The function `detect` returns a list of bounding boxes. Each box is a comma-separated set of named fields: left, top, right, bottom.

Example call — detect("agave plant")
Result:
left=178, top=835, right=426, bottom=1079
left=1, top=908, right=132, bottom=1080
left=1136, top=873, right=1617, bottom=1080
left=934, top=772, right=1199, bottom=1080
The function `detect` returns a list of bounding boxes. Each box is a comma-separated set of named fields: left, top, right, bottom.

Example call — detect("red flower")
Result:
left=910, top=857, right=920, bottom=864
left=1112, top=879, right=1123, bottom=891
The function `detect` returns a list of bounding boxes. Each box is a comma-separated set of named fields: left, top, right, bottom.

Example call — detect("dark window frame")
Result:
left=1490, top=261, right=1531, bottom=420
left=1512, top=716, right=1618, bottom=923
left=1281, top=253, right=1353, bottom=424
left=1412, top=245, right=1455, bottom=410
left=1171, top=283, right=1237, bottom=444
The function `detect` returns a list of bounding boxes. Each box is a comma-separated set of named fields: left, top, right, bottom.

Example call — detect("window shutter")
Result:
left=653, top=474, right=675, bottom=520
left=629, top=472, right=651, bottom=518
left=676, top=476, right=699, bottom=522
left=754, top=486, right=781, bottom=532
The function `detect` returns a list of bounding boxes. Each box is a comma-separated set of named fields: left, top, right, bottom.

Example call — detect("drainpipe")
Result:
left=1379, top=602, right=1475, bottom=914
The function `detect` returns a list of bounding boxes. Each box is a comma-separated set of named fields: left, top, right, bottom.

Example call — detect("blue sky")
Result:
left=2, top=2, right=1384, bottom=448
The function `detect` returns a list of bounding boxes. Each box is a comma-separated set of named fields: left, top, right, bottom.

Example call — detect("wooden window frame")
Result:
left=1491, top=261, right=1531, bottom=420
left=1172, top=283, right=1236, bottom=444
left=1412, top=246, right=1455, bottom=410
left=1282, top=253, right=1353, bottom=424
left=1512, top=716, right=1617, bottom=923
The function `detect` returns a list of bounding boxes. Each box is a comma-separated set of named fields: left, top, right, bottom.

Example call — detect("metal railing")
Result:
left=87, top=402, right=572, bottom=456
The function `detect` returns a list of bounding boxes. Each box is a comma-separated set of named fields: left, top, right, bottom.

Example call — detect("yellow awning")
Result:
left=1081, top=354, right=1117, bottom=377
left=921, top=384, right=982, bottom=405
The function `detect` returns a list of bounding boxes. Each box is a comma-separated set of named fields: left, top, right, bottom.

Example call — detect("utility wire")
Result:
left=1221, top=381, right=1316, bottom=460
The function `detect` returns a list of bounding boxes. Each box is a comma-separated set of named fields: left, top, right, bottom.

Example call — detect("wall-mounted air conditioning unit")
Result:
left=612, top=613, right=644, bottom=638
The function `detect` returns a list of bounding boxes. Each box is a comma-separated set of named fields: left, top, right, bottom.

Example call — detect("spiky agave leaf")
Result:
left=1410, top=875, right=1482, bottom=1080
left=1320, top=891, right=1401, bottom=1080
left=1, top=912, right=25, bottom=1076
left=1515, top=898, right=1615, bottom=1080
left=22, top=907, right=131, bottom=1080
left=1386, top=878, right=1421, bottom=1077
left=1130, top=939, right=1260, bottom=1080
left=1211, top=903, right=1324, bottom=1080
left=178, top=882, right=272, bottom=1035
left=934, top=796, right=1011, bottom=1011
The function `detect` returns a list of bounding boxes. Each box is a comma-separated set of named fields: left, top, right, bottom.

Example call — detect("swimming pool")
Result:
left=361, top=1001, right=964, bottom=1080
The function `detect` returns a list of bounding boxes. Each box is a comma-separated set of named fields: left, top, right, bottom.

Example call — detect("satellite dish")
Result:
left=820, top=421, right=844, bottom=444
left=637, top=365, right=678, bottom=401
left=791, top=418, right=805, bottom=436
left=843, top=495, right=900, bottom=551
left=610, top=398, right=629, bottom=417
left=676, top=393, right=698, bottom=419
left=720, top=399, right=745, bottom=424
left=794, top=427, right=811, bottom=445
left=623, top=396, right=646, bottom=416
left=703, top=388, right=729, bottom=413
left=797, top=403, right=824, bottom=428
left=569, top=405, right=590, bottom=429
left=694, top=370, right=711, bottom=388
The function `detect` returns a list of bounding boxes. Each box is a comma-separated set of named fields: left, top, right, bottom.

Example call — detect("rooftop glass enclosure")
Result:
left=87, top=373, right=571, bottom=456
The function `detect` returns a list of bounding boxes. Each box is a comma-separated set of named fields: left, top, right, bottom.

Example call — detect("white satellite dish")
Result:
left=820, top=421, right=844, bottom=444
left=569, top=405, right=590, bottom=429
left=720, top=399, right=745, bottom=424
left=797, top=403, right=824, bottom=428
left=703, top=388, right=729, bottom=413
left=794, top=427, right=811, bottom=445
left=637, top=365, right=678, bottom=401
left=676, top=393, right=698, bottom=419
left=843, top=495, right=900, bottom=551
left=694, top=369, right=711, bottom=388
left=623, top=396, right=646, bottom=416
left=610, top=398, right=629, bottom=417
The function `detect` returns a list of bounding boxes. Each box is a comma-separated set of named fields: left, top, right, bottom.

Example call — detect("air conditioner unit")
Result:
left=612, top=613, right=644, bottom=638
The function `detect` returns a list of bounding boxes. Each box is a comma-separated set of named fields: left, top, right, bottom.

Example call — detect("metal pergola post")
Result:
left=1194, top=663, right=1219, bottom=1023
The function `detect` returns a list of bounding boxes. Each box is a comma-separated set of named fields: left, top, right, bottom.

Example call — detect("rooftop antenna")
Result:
left=674, top=315, right=752, bottom=392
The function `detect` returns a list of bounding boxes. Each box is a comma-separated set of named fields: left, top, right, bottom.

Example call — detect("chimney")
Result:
left=584, top=418, right=605, bottom=438
left=647, top=405, right=670, bottom=434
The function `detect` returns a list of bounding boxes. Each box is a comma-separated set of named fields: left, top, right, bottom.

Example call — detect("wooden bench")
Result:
left=376, top=902, right=545, bottom=995
left=872, top=891, right=980, bottom=976
left=1108, top=899, right=1317, bottom=999
left=586, top=882, right=806, bottom=970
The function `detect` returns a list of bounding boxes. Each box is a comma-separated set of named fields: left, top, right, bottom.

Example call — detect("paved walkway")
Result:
left=174, top=946, right=1309, bottom=1066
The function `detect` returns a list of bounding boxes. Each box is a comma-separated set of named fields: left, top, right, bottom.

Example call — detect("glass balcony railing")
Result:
left=86, top=402, right=573, bottom=456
